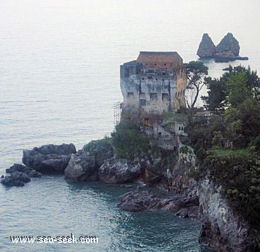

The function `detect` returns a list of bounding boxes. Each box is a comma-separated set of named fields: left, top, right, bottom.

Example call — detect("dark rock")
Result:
left=197, top=33, right=216, bottom=58
left=31, top=144, right=76, bottom=155
left=176, top=206, right=198, bottom=218
left=1, top=171, right=31, bottom=187
left=197, top=33, right=248, bottom=62
left=6, top=163, right=29, bottom=174
left=117, top=189, right=199, bottom=218
left=82, top=139, right=113, bottom=167
left=118, top=190, right=161, bottom=211
left=22, top=143, right=76, bottom=173
left=215, top=56, right=248, bottom=62
left=64, top=139, right=114, bottom=182
left=64, top=150, right=97, bottom=182
left=99, top=158, right=142, bottom=184
left=1, top=163, right=42, bottom=187
left=6, top=163, right=42, bottom=177
left=27, top=170, right=42, bottom=178
left=216, top=32, right=240, bottom=57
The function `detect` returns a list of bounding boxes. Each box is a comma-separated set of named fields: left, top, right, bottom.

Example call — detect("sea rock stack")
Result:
left=216, top=32, right=240, bottom=58
left=197, top=33, right=248, bottom=62
left=197, top=33, right=216, bottom=58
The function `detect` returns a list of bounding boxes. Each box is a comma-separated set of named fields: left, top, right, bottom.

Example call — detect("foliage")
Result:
left=111, top=122, right=154, bottom=159
left=185, top=61, right=208, bottom=110
left=203, top=66, right=260, bottom=111
left=83, top=137, right=111, bottom=153
left=202, top=149, right=260, bottom=228
left=187, top=65, right=260, bottom=229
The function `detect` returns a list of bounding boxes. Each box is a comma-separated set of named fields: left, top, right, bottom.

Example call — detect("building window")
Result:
left=140, top=99, right=146, bottom=106
left=144, top=118, right=150, bottom=126
left=150, top=93, right=158, bottom=101
left=162, top=93, right=169, bottom=101
left=127, top=92, right=134, bottom=98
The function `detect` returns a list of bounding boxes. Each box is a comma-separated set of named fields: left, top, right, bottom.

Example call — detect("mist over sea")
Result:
left=1, top=0, right=260, bottom=251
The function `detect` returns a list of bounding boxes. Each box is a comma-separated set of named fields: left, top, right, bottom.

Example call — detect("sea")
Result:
left=0, top=0, right=260, bottom=251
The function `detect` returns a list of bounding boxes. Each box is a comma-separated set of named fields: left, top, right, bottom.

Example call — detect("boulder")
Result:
left=117, top=189, right=199, bottom=216
left=82, top=139, right=113, bottom=167
left=64, top=139, right=114, bottom=182
left=197, top=33, right=216, bottom=58
left=22, top=143, right=76, bottom=173
left=6, top=163, right=42, bottom=177
left=1, top=171, right=31, bottom=187
left=64, top=150, right=97, bottom=182
left=1, top=163, right=42, bottom=187
left=118, top=190, right=161, bottom=211
left=99, top=158, right=142, bottom=184
left=216, top=32, right=240, bottom=57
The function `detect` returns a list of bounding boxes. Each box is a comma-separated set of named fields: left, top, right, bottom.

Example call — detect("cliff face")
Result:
left=199, top=179, right=260, bottom=252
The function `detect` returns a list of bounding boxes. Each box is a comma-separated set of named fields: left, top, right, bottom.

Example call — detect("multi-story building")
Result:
left=120, top=51, right=186, bottom=123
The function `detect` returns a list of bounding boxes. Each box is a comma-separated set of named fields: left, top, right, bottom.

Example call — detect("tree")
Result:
left=202, top=77, right=226, bottom=111
left=226, top=71, right=252, bottom=108
left=203, top=66, right=260, bottom=111
left=186, top=65, right=260, bottom=229
left=185, top=61, right=208, bottom=109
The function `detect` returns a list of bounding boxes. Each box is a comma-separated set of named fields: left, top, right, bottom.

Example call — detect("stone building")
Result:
left=120, top=51, right=187, bottom=122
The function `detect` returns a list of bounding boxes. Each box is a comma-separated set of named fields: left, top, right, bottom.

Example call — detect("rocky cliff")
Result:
left=199, top=179, right=260, bottom=252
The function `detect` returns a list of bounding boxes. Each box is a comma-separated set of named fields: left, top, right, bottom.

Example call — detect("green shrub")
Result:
left=111, top=122, right=154, bottom=159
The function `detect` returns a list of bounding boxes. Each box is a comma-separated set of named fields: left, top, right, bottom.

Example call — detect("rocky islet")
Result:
left=197, top=33, right=248, bottom=62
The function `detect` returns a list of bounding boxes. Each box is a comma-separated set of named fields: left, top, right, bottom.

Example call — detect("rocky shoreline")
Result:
left=0, top=142, right=200, bottom=217
left=1, top=141, right=259, bottom=251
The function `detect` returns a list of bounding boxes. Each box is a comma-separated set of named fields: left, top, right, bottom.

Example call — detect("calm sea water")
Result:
left=1, top=0, right=260, bottom=251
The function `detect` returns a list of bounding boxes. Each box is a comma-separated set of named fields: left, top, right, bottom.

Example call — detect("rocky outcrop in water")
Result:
left=1, top=164, right=42, bottom=187
left=197, top=33, right=216, bottom=58
left=99, top=158, right=142, bottom=184
left=82, top=140, right=114, bottom=167
left=199, top=179, right=260, bottom=252
left=22, top=143, right=76, bottom=173
left=197, top=33, right=248, bottom=62
left=64, top=151, right=97, bottom=182
left=64, top=140, right=114, bottom=182
left=118, top=189, right=199, bottom=218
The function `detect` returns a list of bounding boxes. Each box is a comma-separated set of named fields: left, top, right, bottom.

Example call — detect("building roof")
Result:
left=137, top=51, right=182, bottom=64
left=122, top=60, right=137, bottom=66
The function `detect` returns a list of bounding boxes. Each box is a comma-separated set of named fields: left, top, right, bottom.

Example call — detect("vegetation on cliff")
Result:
left=187, top=65, right=260, bottom=229
left=110, top=122, right=178, bottom=178
left=111, top=122, right=154, bottom=160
